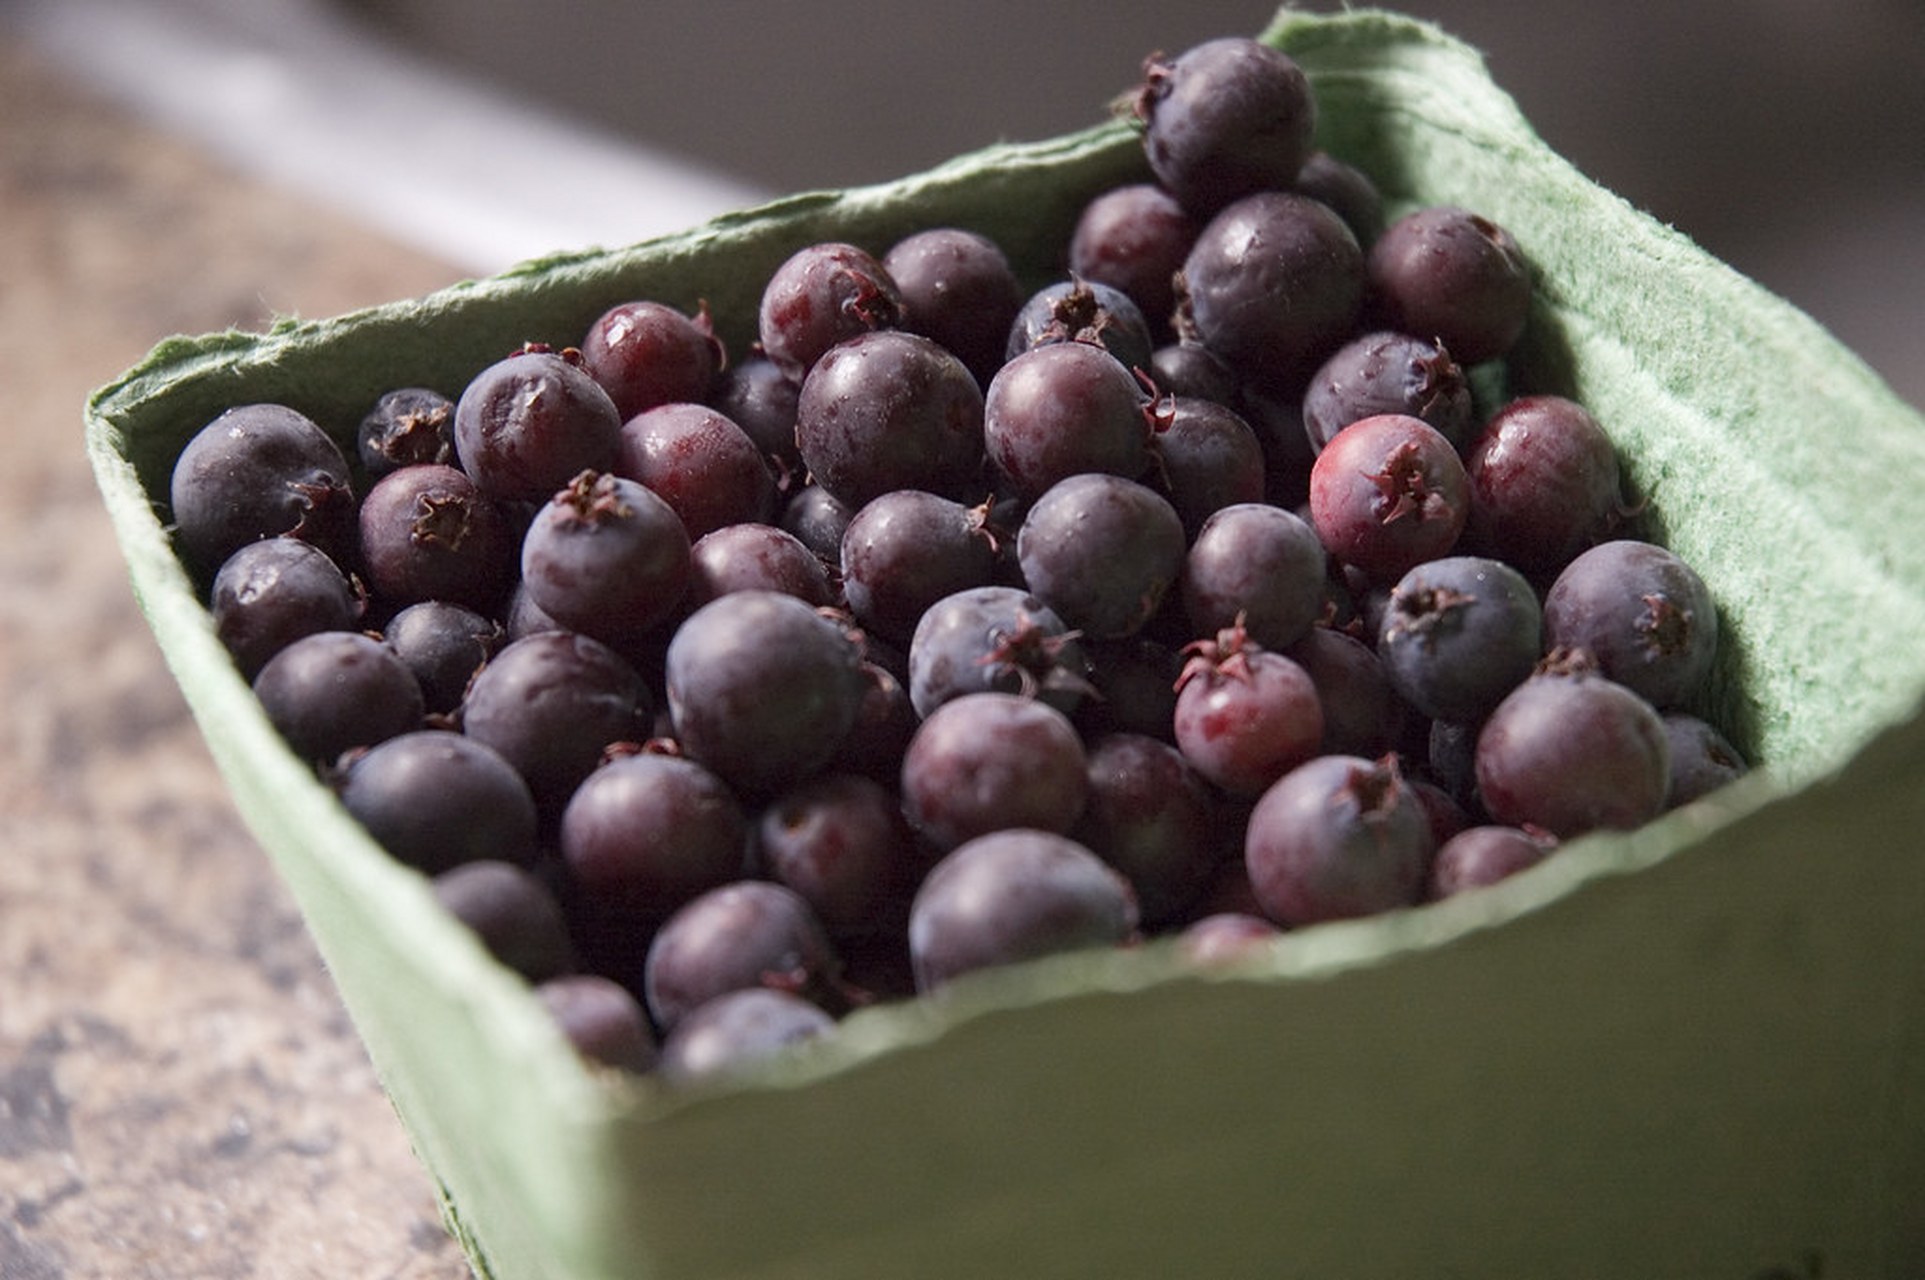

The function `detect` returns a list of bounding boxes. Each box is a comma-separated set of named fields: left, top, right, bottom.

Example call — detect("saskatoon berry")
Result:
left=657, top=987, right=836, bottom=1084
left=1181, top=501, right=1327, bottom=651
left=1464, top=394, right=1625, bottom=574
left=1376, top=555, right=1542, bottom=726
left=1366, top=205, right=1532, bottom=366
left=558, top=747, right=749, bottom=929
left=1016, top=473, right=1186, bottom=641
left=708, top=352, right=804, bottom=484
left=1308, top=413, right=1470, bottom=583
left=1067, top=183, right=1199, bottom=338
left=431, top=859, right=578, bottom=982
left=452, top=347, right=624, bottom=503
left=882, top=226, right=1026, bottom=387
left=1474, top=654, right=1671, bottom=838
left=1283, top=624, right=1406, bottom=759
left=357, top=462, right=515, bottom=613
left=1236, top=383, right=1320, bottom=509
left=755, top=772, right=919, bottom=941
left=1005, top=278, right=1155, bottom=375
left=335, top=730, right=538, bottom=875
left=642, top=880, right=843, bottom=1033
left=1071, top=732, right=1222, bottom=926
left=1148, top=395, right=1267, bottom=538
left=1541, top=539, right=1718, bottom=709
left=663, top=589, right=867, bottom=798
left=210, top=535, right=362, bottom=679
left=1300, top=330, right=1473, bottom=456
left=983, top=340, right=1154, bottom=500
left=686, top=522, right=837, bottom=610
left=1148, top=341, right=1241, bottom=406
left=1291, top=149, right=1386, bottom=247
left=252, top=630, right=423, bottom=763
left=169, top=402, right=357, bottom=579
left=535, top=974, right=659, bottom=1074
left=357, top=386, right=456, bottom=479
left=779, top=482, right=857, bottom=566
left=1177, top=911, right=1283, bottom=965
left=519, top=470, right=691, bottom=645
left=906, top=585, right=1091, bottom=719
left=830, top=659, right=919, bottom=782
left=908, top=828, right=1138, bottom=992
left=1074, top=637, right=1184, bottom=743
left=794, top=329, right=986, bottom=510
left=840, top=490, right=1001, bottom=645
left=1172, top=622, right=1324, bottom=799
left=1661, top=710, right=1750, bottom=808
left=757, top=241, right=903, bottom=380
left=1178, top=190, right=1364, bottom=391
left=899, top=691, right=1090, bottom=851
left=1426, top=824, right=1556, bottom=900
left=1243, top=753, right=1432, bottom=927
left=614, top=402, right=776, bottom=541
left=578, top=299, right=724, bottom=421
left=383, top=600, right=502, bottom=714
left=1133, top=36, right=1317, bottom=219
left=458, top=630, right=654, bottom=818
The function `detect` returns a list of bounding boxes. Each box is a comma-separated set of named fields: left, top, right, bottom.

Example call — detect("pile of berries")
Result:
left=170, top=36, right=1748, bottom=1082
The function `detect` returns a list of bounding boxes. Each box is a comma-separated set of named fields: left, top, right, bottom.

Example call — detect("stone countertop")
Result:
left=0, top=37, right=477, bottom=1280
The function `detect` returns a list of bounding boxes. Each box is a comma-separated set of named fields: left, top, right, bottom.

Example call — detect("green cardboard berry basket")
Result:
left=85, top=7, right=1925, bottom=1277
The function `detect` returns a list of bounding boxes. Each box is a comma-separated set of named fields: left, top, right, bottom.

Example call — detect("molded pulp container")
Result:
left=85, top=8, right=1925, bottom=1278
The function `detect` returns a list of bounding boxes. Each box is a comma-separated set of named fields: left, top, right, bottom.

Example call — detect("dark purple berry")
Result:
left=1177, top=912, right=1283, bottom=964
left=519, top=470, right=691, bottom=644
left=210, top=536, right=362, bottom=679
left=1541, top=540, right=1718, bottom=709
left=1017, top=473, right=1186, bottom=641
left=169, top=402, right=356, bottom=578
left=1301, top=330, right=1474, bottom=455
left=1068, top=183, right=1199, bottom=337
left=1148, top=395, right=1267, bottom=537
left=383, top=600, right=502, bottom=714
left=906, top=585, right=1092, bottom=719
left=779, top=482, right=857, bottom=566
left=614, top=402, right=776, bottom=541
left=1244, top=753, right=1432, bottom=926
left=642, top=880, right=842, bottom=1033
left=252, top=630, right=423, bottom=763
left=1474, top=653, right=1671, bottom=838
left=883, top=227, right=1026, bottom=386
left=657, top=987, right=835, bottom=1084
left=840, top=490, right=1001, bottom=645
left=757, top=241, right=903, bottom=380
left=1366, top=205, right=1532, bottom=366
left=899, top=691, right=1089, bottom=851
left=708, top=352, right=804, bottom=483
left=431, top=859, right=578, bottom=982
left=535, top=974, right=659, bottom=1073
left=1283, top=625, right=1405, bottom=759
left=1426, top=824, right=1556, bottom=900
left=1071, top=733, right=1221, bottom=926
left=357, top=462, right=515, bottom=613
left=336, top=729, right=538, bottom=874
left=1006, top=278, right=1155, bottom=375
left=908, top=829, right=1138, bottom=991
left=1464, top=395, right=1626, bottom=574
left=578, top=299, right=724, bottom=421
left=1148, top=342, right=1241, bottom=406
left=1177, top=191, right=1364, bottom=391
left=1133, top=36, right=1317, bottom=219
left=452, top=347, right=624, bottom=503
left=1661, top=711, right=1750, bottom=808
left=1181, top=502, right=1327, bottom=651
left=686, top=522, right=837, bottom=610
left=1376, top=555, right=1542, bottom=726
left=663, top=590, right=867, bottom=797
left=983, top=340, right=1154, bottom=499
left=755, top=772, right=918, bottom=941
left=793, top=329, right=986, bottom=510
left=558, top=747, right=749, bottom=928
left=458, top=630, right=654, bottom=818
left=1291, top=150, right=1385, bottom=247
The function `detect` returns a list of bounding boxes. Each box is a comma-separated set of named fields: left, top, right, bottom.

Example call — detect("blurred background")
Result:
left=6, top=0, right=1921, bottom=406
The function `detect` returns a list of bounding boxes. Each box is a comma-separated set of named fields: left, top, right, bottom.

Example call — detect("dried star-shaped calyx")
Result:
left=1340, top=754, right=1408, bottom=824
left=1383, top=582, right=1477, bottom=650
left=1636, top=592, right=1696, bottom=657
left=1175, top=614, right=1263, bottom=691
left=549, top=470, right=634, bottom=527
left=1367, top=441, right=1453, bottom=525
left=978, top=611, right=1096, bottom=702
